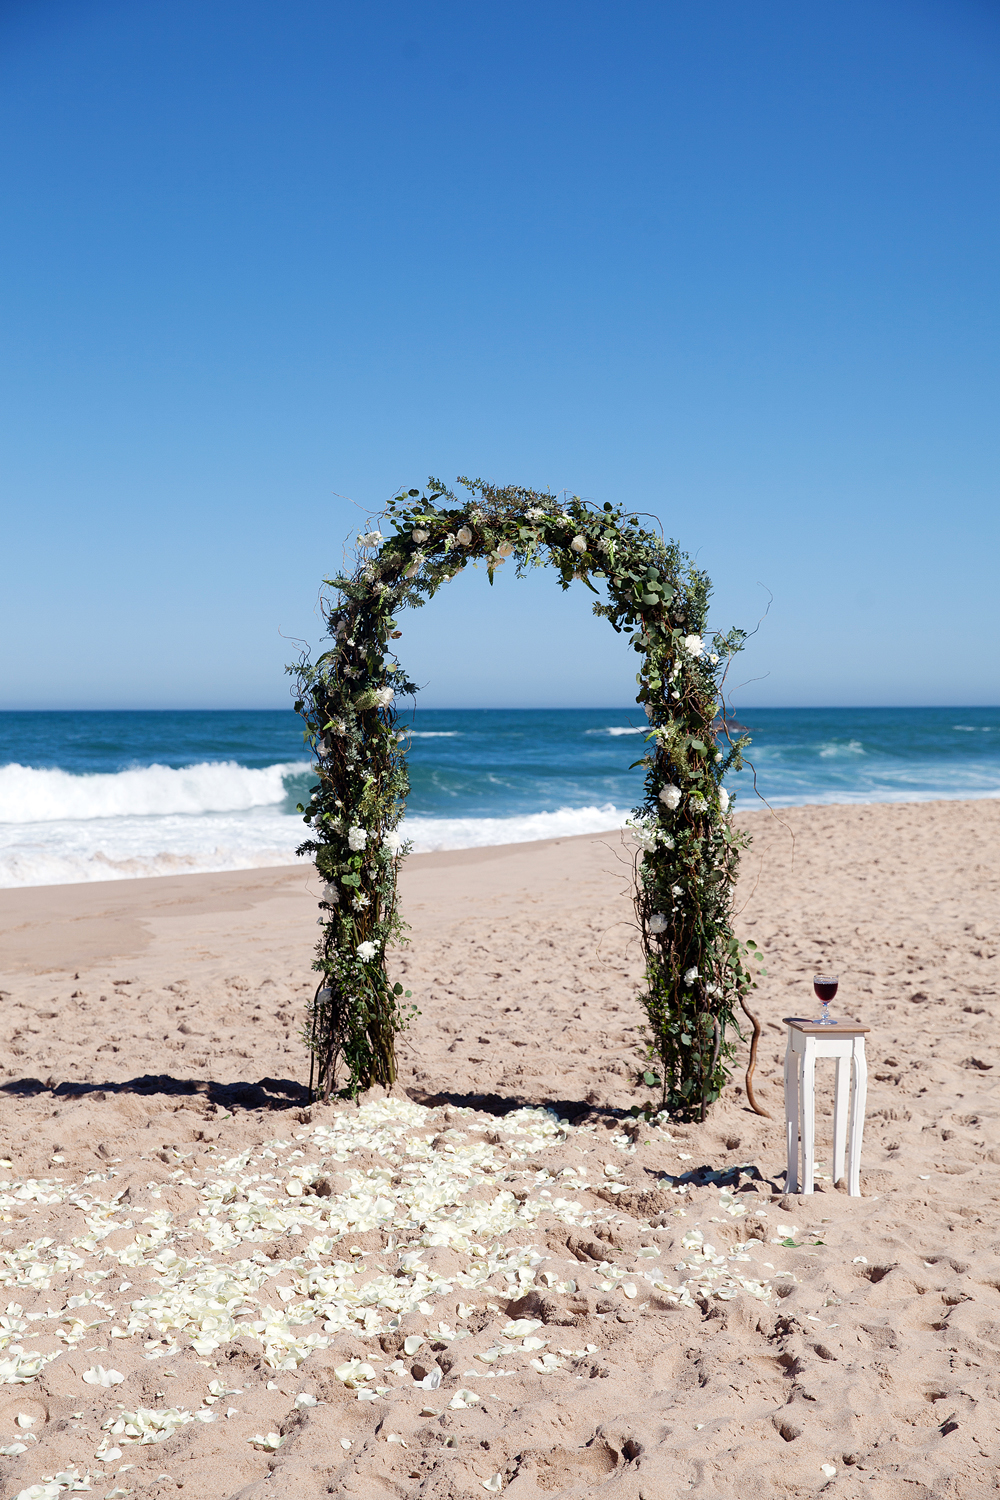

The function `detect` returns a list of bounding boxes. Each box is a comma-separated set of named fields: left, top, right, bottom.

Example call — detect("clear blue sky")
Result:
left=2, top=0, right=998, bottom=710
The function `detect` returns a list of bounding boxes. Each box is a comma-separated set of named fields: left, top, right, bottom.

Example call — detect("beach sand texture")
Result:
left=0, top=799, right=998, bottom=1498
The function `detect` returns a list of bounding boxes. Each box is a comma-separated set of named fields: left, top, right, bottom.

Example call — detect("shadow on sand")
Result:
left=1, top=1074, right=634, bottom=1128
left=0, top=1073, right=310, bottom=1112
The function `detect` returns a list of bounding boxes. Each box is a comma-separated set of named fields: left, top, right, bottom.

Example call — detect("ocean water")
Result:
left=0, top=706, right=998, bottom=888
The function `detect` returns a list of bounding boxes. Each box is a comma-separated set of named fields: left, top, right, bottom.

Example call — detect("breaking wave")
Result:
left=0, top=760, right=308, bottom=824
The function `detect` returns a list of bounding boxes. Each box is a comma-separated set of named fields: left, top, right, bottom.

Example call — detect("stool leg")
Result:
left=833, top=1053, right=850, bottom=1187
left=848, top=1039, right=868, bottom=1198
left=801, top=1042, right=816, bottom=1195
left=784, top=1039, right=799, bottom=1193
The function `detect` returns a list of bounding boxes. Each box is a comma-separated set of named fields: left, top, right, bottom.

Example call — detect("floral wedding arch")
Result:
left=292, top=477, right=763, bottom=1121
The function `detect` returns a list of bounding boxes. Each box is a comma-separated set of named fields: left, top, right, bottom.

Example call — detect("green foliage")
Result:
left=290, top=477, right=754, bottom=1117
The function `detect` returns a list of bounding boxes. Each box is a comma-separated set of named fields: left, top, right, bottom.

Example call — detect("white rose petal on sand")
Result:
left=83, top=1366, right=124, bottom=1387
left=449, top=1388, right=481, bottom=1409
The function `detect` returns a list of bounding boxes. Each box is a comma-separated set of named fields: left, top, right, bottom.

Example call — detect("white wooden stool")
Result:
left=784, top=1018, right=869, bottom=1197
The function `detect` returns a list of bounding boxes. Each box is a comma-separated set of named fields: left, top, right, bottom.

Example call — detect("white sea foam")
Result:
left=0, top=754, right=630, bottom=886
left=817, top=739, right=865, bottom=759
left=405, top=731, right=460, bottom=738
left=402, top=804, right=628, bottom=853
left=0, top=759, right=308, bottom=823
left=0, top=803, right=309, bottom=888
left=584, top=726, right=645, bottom=736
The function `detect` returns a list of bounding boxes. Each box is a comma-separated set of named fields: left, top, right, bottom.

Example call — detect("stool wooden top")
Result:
left=783, top=1017, right=869, bottom=1035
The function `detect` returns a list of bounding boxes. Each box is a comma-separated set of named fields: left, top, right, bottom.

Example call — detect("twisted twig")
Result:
left=739, top=992, right=771, bottom=1118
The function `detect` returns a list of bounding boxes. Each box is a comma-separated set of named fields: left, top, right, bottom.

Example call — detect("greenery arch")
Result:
left=292, top=477, right=762, bottom=1121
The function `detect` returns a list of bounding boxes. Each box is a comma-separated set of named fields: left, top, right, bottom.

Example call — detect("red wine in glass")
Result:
left=813, top=974, right=838, bottom=1025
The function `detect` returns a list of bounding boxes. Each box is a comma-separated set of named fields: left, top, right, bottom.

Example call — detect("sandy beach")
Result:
left=1, top=799, right=999, bottom=1499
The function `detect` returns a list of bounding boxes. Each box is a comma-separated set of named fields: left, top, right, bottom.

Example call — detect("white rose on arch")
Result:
left=321, top=883, right=340, bottom=904
left=383, top=830, right=404, bottom=854
left=570, top=535, right=588, bottom=554
left=626, top=820, right=658, bottom=852
left=648, top=912, right=668, bottom=935
left=683, top=634, right=705, bottom=657
left=404, top=553, right=424, bottom=578
left=456, top=526, right=473, bottom=546
left=719, top=787, right=730, bottom=813
left=348, top=826, right=368, bottom=851
left=659, top=784, right=682, bottom=810
left=683, top=966, right=699, bottom=985
left=411, top=528, right=429, bottom=543
left=375, top=686, right=395, bottom=708
left=356, top=940, right=377, bottom=962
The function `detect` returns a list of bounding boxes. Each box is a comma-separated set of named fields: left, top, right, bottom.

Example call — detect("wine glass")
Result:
left=813, top=974, right=838, bottom=1025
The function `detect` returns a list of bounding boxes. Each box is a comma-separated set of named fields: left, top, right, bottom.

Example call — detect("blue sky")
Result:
left=1, top=0, right=998, bottom=710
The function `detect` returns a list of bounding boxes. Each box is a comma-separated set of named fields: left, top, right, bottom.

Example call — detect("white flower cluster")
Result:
left=658, top=784, right=682, bottom=810
left=383, top=830, right=404, bottom=855
left=356, top=940, right=377, bottom=962
left=358, top=532, right=383, bottom=550
left=374, top=687, right=395, bottom=708
left=627, top=820, right=676, bottom=854
left=347, top=827, right=367, bottom=851
left=625, top=820, right=658, bottom=852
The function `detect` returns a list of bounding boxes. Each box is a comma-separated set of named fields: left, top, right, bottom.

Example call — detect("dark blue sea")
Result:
left=0, top=706, right=998, bottom=886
